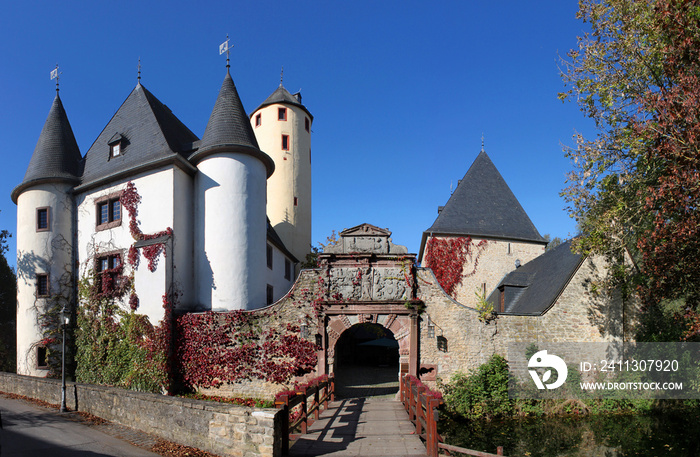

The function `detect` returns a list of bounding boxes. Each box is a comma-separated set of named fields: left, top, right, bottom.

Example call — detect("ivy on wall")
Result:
left=423, top=236, right=488, bottom=298
left=175, top=311, right=318, bottom=388
left=74, top=181, right=172, bottom=393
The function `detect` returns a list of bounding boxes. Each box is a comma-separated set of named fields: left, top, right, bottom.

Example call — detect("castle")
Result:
left=13, top=61, right=637, bottom=393
left=12, top=66, right=312, bottom=376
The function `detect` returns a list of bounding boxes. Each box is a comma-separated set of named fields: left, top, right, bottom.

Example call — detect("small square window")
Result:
left=278, top=107, right=287, bottom=121
left=110, top=142, right=121, bottom=158
left=36, top=207, right=50, bottom=232
left=267, top=284, right=274, bottom=305
left=36, top=273, right=49, bottom=297
left=284, top=258, right=291, bottom=280
left=267, top=244, right=273, bottom=269
left=305, top=117, right=310, bottom=132
left=294, top=196, right=298, bottom=207
left=282, top=135, right=289, bottom=151
left=255, top=113, right=261, bottom=127
left=37, top=346, right=48, bottom=369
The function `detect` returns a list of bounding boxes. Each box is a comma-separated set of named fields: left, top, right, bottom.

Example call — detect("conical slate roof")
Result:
left=191, top=71, right=274, bottom=177
left=79, top=83, right=198, bottom=189
left=12, top=93, right=82, bottom=202
left=420, top=151, right=545, bottom=257
left=254, top=83, right=312, bottom=119
left=198, top=71, right=259, bottom=152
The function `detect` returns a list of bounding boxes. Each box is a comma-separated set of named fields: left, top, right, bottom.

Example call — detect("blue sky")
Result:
left=0, top=1, right=591, bottom=267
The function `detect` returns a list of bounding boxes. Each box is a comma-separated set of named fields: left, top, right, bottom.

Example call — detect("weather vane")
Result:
left=137, top=57, right=142, bottom=83
left=219, top=35, right=232, bottom=68
left=280, top=66, right=284, bottom=85
left=481, top=133, right=485, bottom=152
left=50, top=64, right=61, bottom=92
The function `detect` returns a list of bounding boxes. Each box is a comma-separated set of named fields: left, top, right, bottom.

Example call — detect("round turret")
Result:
left=192, top=70, right=274, bottom=311
left=250, top=84, right=312, bottom=267
left=13, top=93, right=81, bottom=376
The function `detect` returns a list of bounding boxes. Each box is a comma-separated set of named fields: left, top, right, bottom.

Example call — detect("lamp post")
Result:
left=59, top=305, right=69, bottom=413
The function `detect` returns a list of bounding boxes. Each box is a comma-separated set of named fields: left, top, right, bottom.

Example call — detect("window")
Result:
left=36, top=207, right=50, bottom=232
left=37, top=346, right=48, bottom=369
left=110, top=142, right=121, bottom=158
left=255, top=113, right=261, bottom=127
left=305, top=117, right=310, bottom=132
left=267, top=244, right=273, bottom=269
left=96, top=253, right=122, bottom=293
left=36, top=273, right=49, bottom=297
left=282, top=134, right=289, bottom=151
left=284, top=258, right=291, bottom=280
left=267, top=284, right=274, bottom=305
left=278, top=107, right=287, bottom=121
left=96, top=195, right=122, bottom=230
left=293, top=196, right=298, bottom=207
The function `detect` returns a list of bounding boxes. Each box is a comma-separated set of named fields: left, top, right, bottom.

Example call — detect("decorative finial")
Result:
left=481, top=133, right=485, bottom=152
left=280, top=66, right=284, bottom=86
left=50, top=64, right=61, bottom=93
left=219, top=35, right=231, bottom=69
left=137, top=58, right=141, bottom=83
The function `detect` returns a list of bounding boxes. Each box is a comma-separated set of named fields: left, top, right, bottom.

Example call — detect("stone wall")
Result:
left=0, top=372, right=282, bottom=457
left=417, top=254, right=640, bottom=388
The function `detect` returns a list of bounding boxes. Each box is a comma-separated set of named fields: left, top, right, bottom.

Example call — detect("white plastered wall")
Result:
left=75, top=168, right=179, bottom=326
left=194, top=153, right=267, bottom=311
left=252, top=103, right=312, bottom=265
left=16, top=183, right=74, bottom=376
left=265, top=243, right=296, bottom=303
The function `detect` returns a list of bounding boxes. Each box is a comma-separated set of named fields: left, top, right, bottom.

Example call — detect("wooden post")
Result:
left=415, top=386, right=426, bottom=436
left=299, top=391, right=308, bottom=434
left=277, top=395, right=290, bottom=455
left=314, top=381, right=320, bottom=420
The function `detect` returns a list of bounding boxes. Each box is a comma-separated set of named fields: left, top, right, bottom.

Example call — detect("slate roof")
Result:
left=253, top=84, right=313, bottom=120
left=267, top=219, right=298, bottom=263
left=419, top=151, right=545, bottom=259
left=487, top=240, right=584, bottom=315
left=191, top=71, right=274, bottom=177
left=12, top=93, right=83, bottom=202
left=79, top=83, right=198, bottom=190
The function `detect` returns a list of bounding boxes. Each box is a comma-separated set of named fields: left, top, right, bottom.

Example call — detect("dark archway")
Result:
left=333, top=323, right=400, bottom=399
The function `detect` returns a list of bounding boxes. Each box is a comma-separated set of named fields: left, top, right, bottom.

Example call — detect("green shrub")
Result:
left=442, top=354, right=513, bottom=420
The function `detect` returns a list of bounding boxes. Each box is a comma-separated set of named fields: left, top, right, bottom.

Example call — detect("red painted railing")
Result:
left=400, top=374, right=505, bottom=457
left=275, top=375, right=334, bottom=455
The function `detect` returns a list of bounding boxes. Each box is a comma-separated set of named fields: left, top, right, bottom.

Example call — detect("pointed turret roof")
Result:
left=253, top=83, right=312, bottom=119
left=191, top=71, right=274, bottom=177
left=419, top=151, right=545, bottom=259
left=78, top=83, right=198, bottom=191
left=12, top=93, right=82, bottom=203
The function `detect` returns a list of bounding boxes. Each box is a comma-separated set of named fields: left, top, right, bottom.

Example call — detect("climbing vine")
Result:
left=74, top=181, right=174, bottom=393
left=423, top=236, right=487, bottom=298
left=175, top=311, right=318, bottom=388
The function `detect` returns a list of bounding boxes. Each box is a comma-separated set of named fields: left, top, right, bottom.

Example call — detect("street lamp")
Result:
left=59, top=305, right=69, bottom=413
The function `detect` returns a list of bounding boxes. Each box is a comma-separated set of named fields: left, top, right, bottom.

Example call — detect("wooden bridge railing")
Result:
left=274, top=375, right=334, bottom=455
left=400, top=374, right=505, bottom=457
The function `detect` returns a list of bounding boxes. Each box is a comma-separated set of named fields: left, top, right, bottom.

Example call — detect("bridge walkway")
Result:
left=288, top=397, right=427, bottom=457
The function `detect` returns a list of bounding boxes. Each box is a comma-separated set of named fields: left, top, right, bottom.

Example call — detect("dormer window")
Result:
left=278, top=107, right=287, bottom=121
left=108, top=133, right=125, bottom=159
left=110, top=142, right=121, bottom=158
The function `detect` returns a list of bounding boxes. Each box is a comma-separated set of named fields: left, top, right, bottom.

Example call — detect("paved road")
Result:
left=0, top=396, right=160, bottom=457
left=288, top=398, right=427, bottom=457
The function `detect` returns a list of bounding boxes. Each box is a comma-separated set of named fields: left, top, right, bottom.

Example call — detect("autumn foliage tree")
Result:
left=561, top=0, right=700, bottom=337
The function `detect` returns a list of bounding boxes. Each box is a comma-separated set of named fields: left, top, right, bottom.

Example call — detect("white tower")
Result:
left=192, top=69, right=275, bottom=311
left=250, top=82, right=312, bottom=266
left=12, top=92, right=81, bottom=376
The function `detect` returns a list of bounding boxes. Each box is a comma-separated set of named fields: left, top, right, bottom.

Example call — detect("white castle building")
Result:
left=12, top=66, right=313, bottom=376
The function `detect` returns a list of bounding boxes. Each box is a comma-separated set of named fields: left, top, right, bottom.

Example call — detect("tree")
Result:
left=0, top=218, right=15, bottom=372
left=543, top=234, right=565, bottom=252
left=560, top=0, right=700, bottom=327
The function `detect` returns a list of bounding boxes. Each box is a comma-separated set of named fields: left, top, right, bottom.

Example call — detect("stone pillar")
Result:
left=409, top=314, right=419, bottom=377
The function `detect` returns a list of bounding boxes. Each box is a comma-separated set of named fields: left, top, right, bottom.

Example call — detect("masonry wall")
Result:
left=0, top=372, right=282, bottom=457
left=417, top=255, right=640, bottom=388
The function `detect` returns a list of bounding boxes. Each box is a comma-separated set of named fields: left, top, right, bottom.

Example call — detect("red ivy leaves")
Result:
left=175, top=311, right=317, bottom=388
left=120, top=182, right=172, bottom=272
left=423, top=236, right=487, bottom=298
